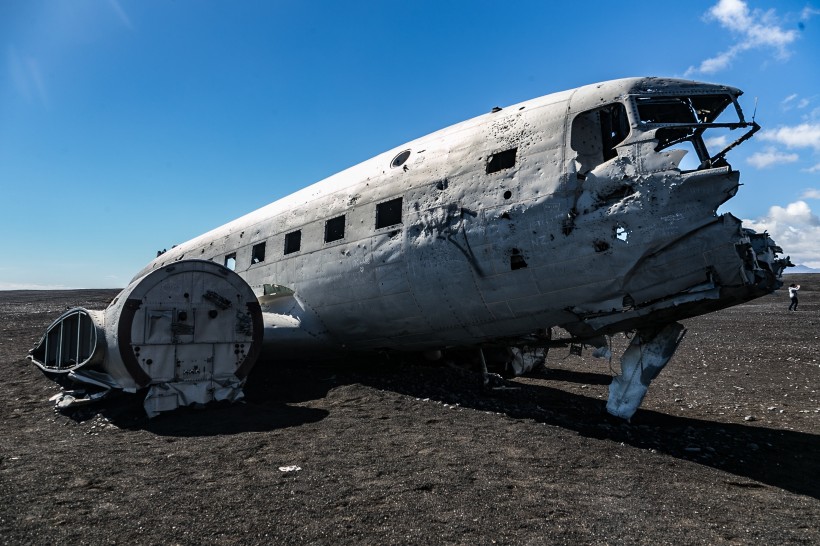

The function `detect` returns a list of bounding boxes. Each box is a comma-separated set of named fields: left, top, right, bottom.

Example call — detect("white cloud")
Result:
left=0, top=281, right=75, bottom=290
left=770, top=201, right=820, bottom=225
left=802, top=6, right=820, bottom=20
left=801, top=189, right=820, bottom=198
left=759, top=123, right=820, bottom=151
left=805, top=164, right=820, bottom=174
left=744, top=200, right=820, bottom=268
left=747, top=147, right=799, bottom=168
left=709, top=0, right=795, bottom=50
left=705, top=135, right=729, bottom=148
left=781, top=94, right=814, bottom=111
left=685, top=0, right=803, bottom=75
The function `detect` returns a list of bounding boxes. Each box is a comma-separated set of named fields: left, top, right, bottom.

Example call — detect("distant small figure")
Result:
left=788, top=283, right=800, bottom=311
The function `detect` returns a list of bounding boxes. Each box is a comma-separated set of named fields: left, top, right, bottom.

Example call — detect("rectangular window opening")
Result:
left=376, top=197, right=403, bottom=229
left=599, top=104, right=629, bottom=161
left=571, top=103, right=629, bottom=172
left=486, top=148, right=517, bottom=174
left=324, top=215, right=345, bottom=243
left=224, top=253, right=236, bottom=271
left=251, top=242, right=266, bottom=264
left=284, top=230, right=301, bottom=255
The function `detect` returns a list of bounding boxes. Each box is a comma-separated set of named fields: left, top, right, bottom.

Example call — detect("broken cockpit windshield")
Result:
left=635, top=94, right=759, bottom=171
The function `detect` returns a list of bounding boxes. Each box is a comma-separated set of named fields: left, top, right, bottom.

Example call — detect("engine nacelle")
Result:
left=29, top=260, right=263, bottom=417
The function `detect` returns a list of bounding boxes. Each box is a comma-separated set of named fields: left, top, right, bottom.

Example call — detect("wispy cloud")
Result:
left=759, top=123, right=820, bottom=151
left=685, top=0, right=806, bottom=76
left=744, top=200, right=820, bottom=268
left=7, top=47, right=49, bottom=107
left=801, top=189, right=820, bottom=198
left=107, top=0, right=133, bottom=30
left=802, top=6, right=820, bottom=20
left=781, top=93, right=814, bottom=111
left=747, top=147, right=799, bottom=168
left=805, top=164, right=820, bottom=174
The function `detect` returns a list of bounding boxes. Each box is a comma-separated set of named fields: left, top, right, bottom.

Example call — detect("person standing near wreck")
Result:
left=788, top=283, right=801, bottom=311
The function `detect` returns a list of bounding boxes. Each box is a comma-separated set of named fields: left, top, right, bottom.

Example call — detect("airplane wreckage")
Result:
left=29, top=77, right=790, bottom=419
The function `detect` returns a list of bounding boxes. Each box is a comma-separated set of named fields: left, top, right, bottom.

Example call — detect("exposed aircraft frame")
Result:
left=29, top=77, right=790, bottom=419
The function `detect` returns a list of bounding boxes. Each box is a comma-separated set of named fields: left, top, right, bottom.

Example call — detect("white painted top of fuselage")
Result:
left=140, top=76, right=741, bottom=279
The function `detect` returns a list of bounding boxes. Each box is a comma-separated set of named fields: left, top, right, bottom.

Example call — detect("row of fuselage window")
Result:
left=223, top=196, right=404, bottom=271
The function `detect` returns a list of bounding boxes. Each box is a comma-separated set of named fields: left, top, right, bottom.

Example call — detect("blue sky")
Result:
left=2, top=0, right=819, bottom=288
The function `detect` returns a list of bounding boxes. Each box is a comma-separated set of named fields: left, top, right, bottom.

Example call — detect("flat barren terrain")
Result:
left=1, top=276, right=818, bottom=545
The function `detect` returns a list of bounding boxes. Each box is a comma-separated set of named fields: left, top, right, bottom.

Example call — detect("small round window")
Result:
left=390, top=149, right=411, bottom=168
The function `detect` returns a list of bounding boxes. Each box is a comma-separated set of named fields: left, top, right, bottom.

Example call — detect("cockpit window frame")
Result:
left=631, top=92, right=759, bottom=170
left=635, top=94, right=733, bottom=125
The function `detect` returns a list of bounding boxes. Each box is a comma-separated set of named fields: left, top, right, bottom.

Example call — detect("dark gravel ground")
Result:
left=1, top=275, right=818, bottom=545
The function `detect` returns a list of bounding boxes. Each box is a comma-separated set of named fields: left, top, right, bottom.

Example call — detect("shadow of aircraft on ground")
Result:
left=249, top=356, right=820, bottom=499
left=59, top=354, right=818, bottom=499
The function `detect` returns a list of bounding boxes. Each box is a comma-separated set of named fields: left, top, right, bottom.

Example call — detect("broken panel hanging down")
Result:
left=606, top=323, right=687, bottom=419
left=29, top=259, right=263, bottom=417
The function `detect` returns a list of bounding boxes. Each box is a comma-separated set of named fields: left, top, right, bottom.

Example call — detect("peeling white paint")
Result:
left=30, top=77, right=790, bottom=419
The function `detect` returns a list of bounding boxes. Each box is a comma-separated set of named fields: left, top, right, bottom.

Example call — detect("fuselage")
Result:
left=30, top=76, right=791, bottom=418
left=134, top=77, right=786, bottom=352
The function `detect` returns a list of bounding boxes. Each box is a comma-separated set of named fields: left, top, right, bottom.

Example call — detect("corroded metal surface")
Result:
left=31, top=78, right=790, bottom=417
left=30, top=260, right=262, bottom=416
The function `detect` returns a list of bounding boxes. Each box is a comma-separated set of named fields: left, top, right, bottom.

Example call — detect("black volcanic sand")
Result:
left=1, top=276, right=818, bottom=545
